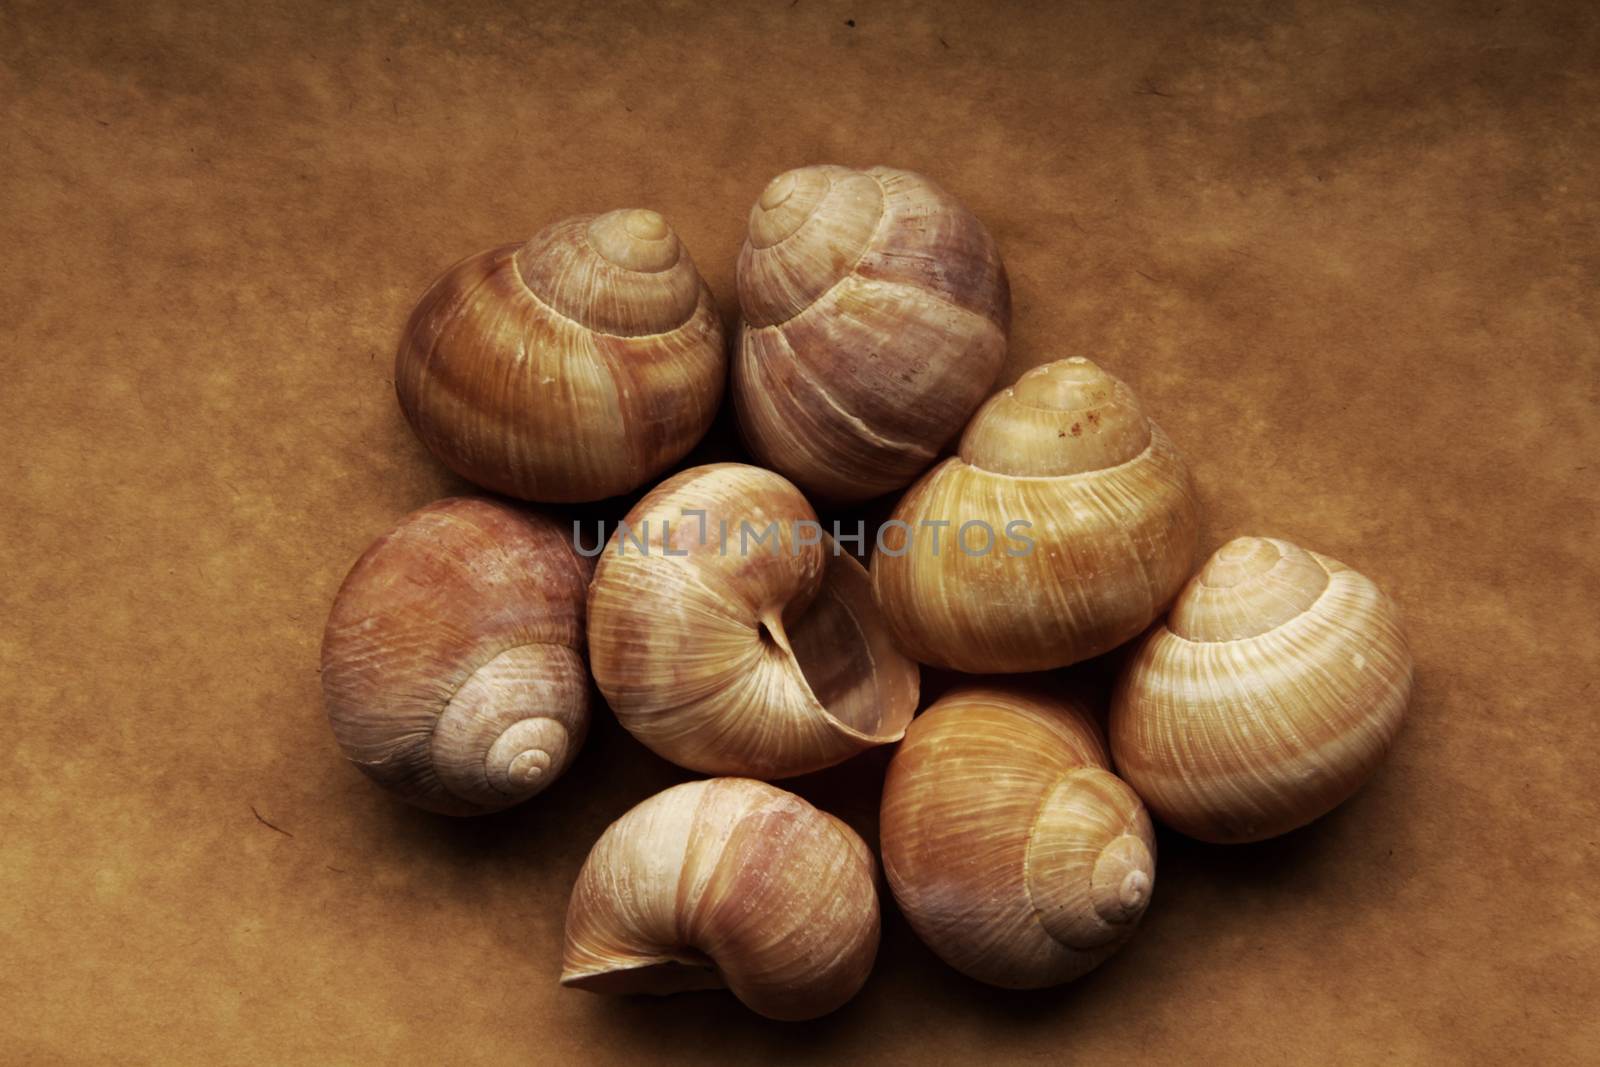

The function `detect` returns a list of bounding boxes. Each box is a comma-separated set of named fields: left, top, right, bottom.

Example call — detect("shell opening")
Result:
left=561, top=952, right=724, bottom=997
left=784, top=548, right=919, bottom=744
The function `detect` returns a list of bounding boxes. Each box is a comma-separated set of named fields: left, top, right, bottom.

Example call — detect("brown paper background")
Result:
left=3, top=0, right=1597, bottom=1062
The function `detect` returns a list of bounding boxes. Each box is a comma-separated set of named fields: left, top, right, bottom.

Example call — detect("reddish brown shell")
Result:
left=320, top=497, right=593, bottom=815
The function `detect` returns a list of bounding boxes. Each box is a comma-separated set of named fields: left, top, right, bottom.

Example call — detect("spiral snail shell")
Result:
left=880, top=685, right=1155, bottom=989
left=586, top=462, right=919, bottom=778
left=871, top=357, right=1201, bottom=673
left=733, top=164, right=1010, bottom=502
left=320, top=497, right=592, bottom=815
left=395, top=209, right=726, bottom=503
left=1110, top=536, right=1414, bottom=844
left=562, top=777, right=880, bottom=1021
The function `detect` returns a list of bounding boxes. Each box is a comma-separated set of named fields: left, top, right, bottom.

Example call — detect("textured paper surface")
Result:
left=3, top=1, right=1597, bottom=1062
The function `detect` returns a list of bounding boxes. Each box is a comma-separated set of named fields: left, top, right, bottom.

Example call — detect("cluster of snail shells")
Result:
left=320, top=162, right=1415, bottom=1021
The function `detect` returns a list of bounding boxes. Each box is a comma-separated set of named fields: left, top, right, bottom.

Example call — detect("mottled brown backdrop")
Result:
left=3, top=0, right=1596, bottom=1062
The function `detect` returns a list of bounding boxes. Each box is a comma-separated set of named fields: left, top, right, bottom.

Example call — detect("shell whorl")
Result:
left=1025, top=767, right=1155, bottom=952
left=394, top=207, right=726, bottom=503
left=512, top=208, right=702, bottom=336
left=958, top=358, right=1153, bottom=477
left=1169, top=536, right=1331, bottom=641
left=427, top=644, right=588, bottom=808
left=740, top=166, right=885, bottom=326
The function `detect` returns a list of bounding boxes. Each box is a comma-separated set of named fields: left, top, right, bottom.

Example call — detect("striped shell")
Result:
left=320, top=497, right=592, bottom=815
left=733, top=165, right=1010, bottom=502
left=395, top=209, right=725, bottom=502
left=881, top=686, right=1155, bottom=989
left=562, top=778, right=880, bottom=1021
left=871, top=357, right=1201, bottom=672
left=1110, top=536, right=1414, bottom=843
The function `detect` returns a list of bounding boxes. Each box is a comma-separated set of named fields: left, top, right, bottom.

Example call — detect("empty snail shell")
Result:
left=871, top=357, right=1201, bottom=673
left=1110, top=536, right=1414, bottom=844
left=395, top=209, right=726, bottom=503
left=320, top=497, right=592, bottom=815
left=881, top=685, right=1155, bottom=989
left=733, top=164, right=1010, bottom=502
left=586, top=462, right=920, bottom=778
left=562, top=777, right=880, bottom=1021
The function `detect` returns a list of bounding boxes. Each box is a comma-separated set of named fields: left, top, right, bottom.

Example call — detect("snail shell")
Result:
left=587, top=462, right=920, bottom=778
left=881, top=685, right=1155, bottom=989
left=395, top=209, right=726, bottom=503
left=1110, top=536, right=1414, bottom=843
left=320, top=497, right=592, bottom=815
left=871, top=357, right=1201, bottom=673
left=562, top=777, right=880, bottom=1021
left=733, top=164, right=1010, bottom=502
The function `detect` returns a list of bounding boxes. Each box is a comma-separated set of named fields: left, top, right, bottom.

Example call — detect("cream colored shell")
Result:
left=733, top=164, right=1010, bottom=502
left=320, top=498, right=592, bottom=815
left=587, top=462, right=919, bottom=778
left=562, top=777, right=880, bottom=1021
left=395, top=209, right=725, bottom=503
left=880, top=686, right=1155, bottom=989
left=871, top=357, right=1200, bottom=672
left=1110, top=536, right=1413, bottom=843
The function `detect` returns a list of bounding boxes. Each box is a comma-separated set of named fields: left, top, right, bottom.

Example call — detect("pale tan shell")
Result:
left=871, top=357, right=1201, bottom=672
left=880, top=686, right=1155, bottom=989
left=733, top=164, right=1010, bottom=502
left=561, top=777, right=880, bottom=1021
left=1110, top=536, right=1414, bottom=843
left=320, top=497, right=592, bottom=815
left=395, top=209, right=725, bottom=503
left=587, top=462, right=920, bottom=778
